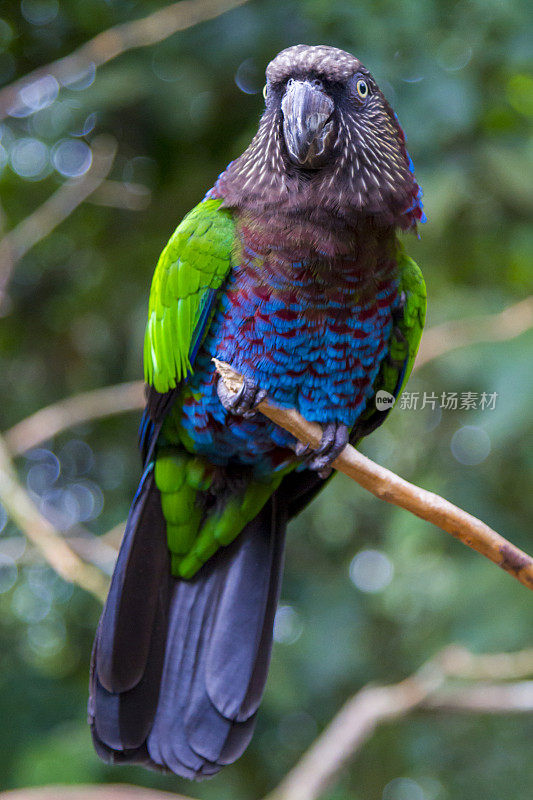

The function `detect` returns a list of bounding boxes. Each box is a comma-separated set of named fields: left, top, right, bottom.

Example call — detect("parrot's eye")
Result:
left=356, top=79, right=369, bottom=99
left=263, top=84, right=268, bottom=100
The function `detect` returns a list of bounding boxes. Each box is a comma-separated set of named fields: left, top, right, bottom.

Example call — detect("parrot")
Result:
left=89, top=44, right=426, bottom=779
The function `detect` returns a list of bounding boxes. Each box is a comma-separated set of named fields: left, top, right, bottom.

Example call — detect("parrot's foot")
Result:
left=294, top=422, right=349, bottom=478
left=217, top=374, right=267, bottom=419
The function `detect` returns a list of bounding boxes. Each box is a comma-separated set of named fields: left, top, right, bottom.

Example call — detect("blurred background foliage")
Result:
left=0, top=0, right=532, bottom=799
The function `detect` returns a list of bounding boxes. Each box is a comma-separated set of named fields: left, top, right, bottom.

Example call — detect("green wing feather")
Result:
left=143, top=197, right=236, bottom=393
left=143, top=196, right=285, bottom=579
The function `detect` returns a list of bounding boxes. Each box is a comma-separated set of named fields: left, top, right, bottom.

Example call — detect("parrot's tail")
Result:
left=89, top=466, right=287, bottom=778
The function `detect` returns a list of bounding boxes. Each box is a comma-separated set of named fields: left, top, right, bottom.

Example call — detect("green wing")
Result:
left=352, top=242, right=426, bottom=440
left=143, top=197, right=236, bottom=394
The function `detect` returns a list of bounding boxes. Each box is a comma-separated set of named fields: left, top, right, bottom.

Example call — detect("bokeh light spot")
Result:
left=189, top=91, right=212, bottom=125
left=450, top=425, right=491, bottom=465
left=507, top=73, right=533, bottom=118
left=12, top=581, right=52, bottom=622
left=349, top=549, right=394, bottom=593
left=21, top=0, right=58, bottom=25
left=235, top=58, right=261, bottom=94
left=59, top=440, right=94, bottom=479
left=383, top=777, right=426, bottom=800
left=437, top=38, right=473, bottom=72
left=19, top=75, right=59, bottom=113
left=26, top=461, right=60, bottom=495
left=62, top=61, right=96, bottom=90
left=151, top=51, right=182, bottom=82
left=27, top=615, right=66, bottom=655
left=274, top=604, right=303, bottom=644
left=69, top=481, right=104, bottom=521
left=70, top=111, right=97, bottom=137
left=10, top=137, right=48, bottom=178
left=52, top=139, right=92, bottom=177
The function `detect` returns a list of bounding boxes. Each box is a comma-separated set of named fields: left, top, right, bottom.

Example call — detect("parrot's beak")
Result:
left=281, top=79, right=335, bottom=168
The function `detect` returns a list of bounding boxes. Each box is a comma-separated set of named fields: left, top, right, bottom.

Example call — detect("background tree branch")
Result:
left=0, top=136, right=117, bottom=303
left=415, top=295, right=533, bottom=369
left=264, top=645, right=533, bottom=800
left=0, top=787, right=193, bottom=800
left=4, top=381, right=144, bottom=457
left=1, top=645, right=531, bottom=800
left=0, top=0, right=249, bottom=123
left=0, top=433, right=109, bottom=602
left=214, top=358, right=533, bottom=591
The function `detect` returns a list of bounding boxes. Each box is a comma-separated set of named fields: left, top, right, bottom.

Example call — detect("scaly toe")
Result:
left=217, top=378, right=244, bottom=413
left=294, top=441, right=311, bottom=458
left=217, top=376, right=265, bottom=417
left=305, top=422, right=349, bottom=474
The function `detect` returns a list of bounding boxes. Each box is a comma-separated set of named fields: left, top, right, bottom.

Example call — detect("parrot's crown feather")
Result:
left=266, top=45, right=364, bottom=84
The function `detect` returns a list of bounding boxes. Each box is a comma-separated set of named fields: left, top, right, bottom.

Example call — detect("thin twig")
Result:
left=0, top=786, right=193, bottom=800
left=0, top=433, right=109, bottom=602
left=0, top=135, right=117, bottom=301
left=4, top=381, right=144, bottom=456
left=265, top=646, right=533, bottom=800
left=0, top=0, right=249, bottom=122
left=438, top=644, right=533, bottom=681
left=423, top=681, right=533, bottom=712
left=214, top=359, right=533, bottom=591
left=414, top=295, right=533, bottom=369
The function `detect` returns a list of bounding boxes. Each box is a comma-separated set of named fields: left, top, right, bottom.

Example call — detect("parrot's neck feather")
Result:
left=214, top=108, right=421, bottom=232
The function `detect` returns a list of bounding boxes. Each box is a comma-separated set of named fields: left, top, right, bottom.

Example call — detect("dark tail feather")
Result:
left=89, top=476, right=286, bottom=779
left=96, top=467, right=170, bottom=693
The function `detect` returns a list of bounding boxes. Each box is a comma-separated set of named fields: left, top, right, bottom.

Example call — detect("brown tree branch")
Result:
left=0, top=433, right=109, bottom=602
left=0, top=135, right=117, bottom=302
left=414, top=295, right=533, bottom=370
left=0, top=787, right=193, bottom=800
left=4, top=381, right=144, bottom=457
left=5, top=292, right=532, bottom=454
left=265, top=646, right=533, bottom=800
left=214, top=359, right=533, bottom=591
left=423, top=681, right=533, bottom=712
left=438, top=644, right=533, bottom=681
left=3, top=300, right=532, bottom=597
left=0, top=0, right=249, bottom=123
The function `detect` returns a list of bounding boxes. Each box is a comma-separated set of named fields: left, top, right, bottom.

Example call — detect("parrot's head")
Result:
left=217, top=45, right=424, bottom=230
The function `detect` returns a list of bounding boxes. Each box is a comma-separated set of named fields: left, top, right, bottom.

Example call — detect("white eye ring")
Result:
left=356, top=79, right=369, bottom=99
left=263, top=84, right=268, bottom=100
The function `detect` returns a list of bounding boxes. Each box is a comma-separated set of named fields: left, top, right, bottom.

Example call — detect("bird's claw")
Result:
left=217, top=375, right=266, bottom=419
left=294, top=441, right=311, bottom=458
left=295, top=422, right=349, bottom=478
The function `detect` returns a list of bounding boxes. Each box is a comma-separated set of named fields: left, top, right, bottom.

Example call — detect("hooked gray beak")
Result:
left=281, top=79, right=335, bottom=168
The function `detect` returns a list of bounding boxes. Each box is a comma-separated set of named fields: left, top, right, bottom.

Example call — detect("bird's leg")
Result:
left=295, top=422, right=349, bottom=479
left=217, top=374, right=267, bottom=419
